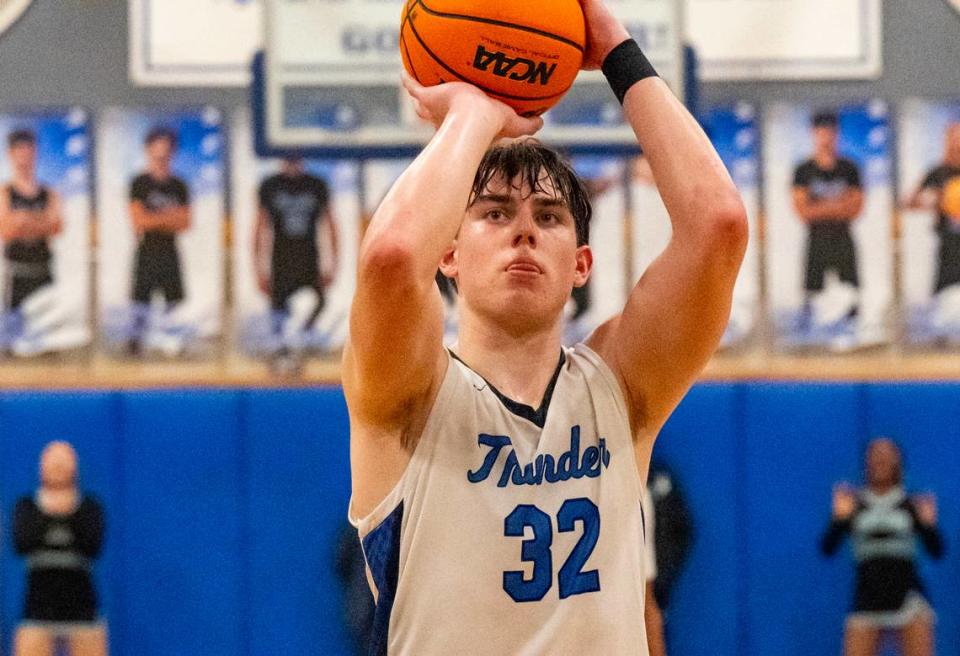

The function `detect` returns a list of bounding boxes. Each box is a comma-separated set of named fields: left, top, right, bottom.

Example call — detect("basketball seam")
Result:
left=403, top=5, right=570, bottom=103
left=416, top=0, right=584, bottom=53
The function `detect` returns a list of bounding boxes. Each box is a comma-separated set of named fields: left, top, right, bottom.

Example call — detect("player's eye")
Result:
left=539, top=212, right=559, bottom=224
left=485, top=208, right=507, bottom=221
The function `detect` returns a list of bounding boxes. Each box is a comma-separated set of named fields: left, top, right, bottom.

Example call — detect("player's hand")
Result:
left=577, top=0, right=631, bottom=71
left=832, top=484, right=857, bottom=520
left=914, top=494, right=938, bottom=527
left=401, top=71, right=543, bottom=139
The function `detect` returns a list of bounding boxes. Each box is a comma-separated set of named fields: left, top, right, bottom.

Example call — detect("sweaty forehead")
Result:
left=480, top=169, right=563, bottom=202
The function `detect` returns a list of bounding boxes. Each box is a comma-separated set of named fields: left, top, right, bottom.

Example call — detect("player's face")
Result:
left=813, top=126, right=838, bottom=155
left=40, top=442, right=78, bottom=489
left=865, top=439, right=900, bottom=489
left=8, top=142, right=36, bottom=173
left=146, top=137, right=174, bottom=168
left=446, top=171, right=591, bottom=332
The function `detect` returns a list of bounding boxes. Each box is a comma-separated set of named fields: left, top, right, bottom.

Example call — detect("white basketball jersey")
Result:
left=351, top=344, right=649, bottom=655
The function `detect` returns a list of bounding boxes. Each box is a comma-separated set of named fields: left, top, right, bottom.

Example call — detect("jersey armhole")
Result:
left=349, top=351, right=461, bottom=537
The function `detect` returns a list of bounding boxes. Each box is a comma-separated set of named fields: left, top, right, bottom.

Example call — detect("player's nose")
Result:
left=511, top=210, right=537, bottom=248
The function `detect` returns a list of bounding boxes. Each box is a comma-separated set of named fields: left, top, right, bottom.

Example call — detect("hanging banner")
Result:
left=129, top=0, right=263, bottom=86
left=687, top=0, right=881, bottom=80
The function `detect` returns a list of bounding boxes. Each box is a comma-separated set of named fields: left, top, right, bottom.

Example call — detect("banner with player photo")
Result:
left=231, top=109, right=359, bottom=362
left=898, top=99, right=960, bottom=346
left=97, top=107, right=225, bottom=358
left=629, top=105, right=761, bottom=350
left=703, top=104, right=761, bottom=348
left=361, top=157, right=464, bottom=346
left=0, top=109, right=92, bottom=357
left=764, top=102, right=893, bottom=351
left=566, top=156, right=628, bottom=345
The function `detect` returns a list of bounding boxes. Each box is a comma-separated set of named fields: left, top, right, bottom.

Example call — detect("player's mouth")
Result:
left=505, top=257, right=542, bottom=275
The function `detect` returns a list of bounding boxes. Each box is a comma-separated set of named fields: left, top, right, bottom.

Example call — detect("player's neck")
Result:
left=455, top=311, right=564, bottom=408
left=814, top=152, right=837, bottom=168
left=148, top=165, right=171, bottom=180
left=11, top=171, right=36, bottom=193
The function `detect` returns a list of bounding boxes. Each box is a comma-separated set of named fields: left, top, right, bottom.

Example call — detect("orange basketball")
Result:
left=400, top=0, right=585, bottom=117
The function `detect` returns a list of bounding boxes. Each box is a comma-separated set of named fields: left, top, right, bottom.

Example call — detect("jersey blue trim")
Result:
left=362, top=501, right=404, bottom=656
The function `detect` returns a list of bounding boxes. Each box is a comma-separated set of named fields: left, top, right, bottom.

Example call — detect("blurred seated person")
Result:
left=822, top=437, right=944, bottom=656
left=12, top=441, right=106, bottom=656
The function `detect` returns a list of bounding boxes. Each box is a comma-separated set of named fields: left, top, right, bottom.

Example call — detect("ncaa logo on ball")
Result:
left=0, top=0, right=33, bottom=35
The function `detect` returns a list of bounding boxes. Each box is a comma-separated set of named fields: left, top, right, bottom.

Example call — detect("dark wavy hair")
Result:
left=468, top=139, right=592, bottom=246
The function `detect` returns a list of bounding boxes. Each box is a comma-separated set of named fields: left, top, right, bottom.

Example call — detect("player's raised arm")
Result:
left=580, top=0, right=748, bottom=438
left=343, top=77, right=542, bottom=428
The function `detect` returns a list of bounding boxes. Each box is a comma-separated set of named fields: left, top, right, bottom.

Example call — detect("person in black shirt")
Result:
left=904, top=122, right=960, bottom=296
left=792, top=112, right=864, bottom=322
left=0, top=129, right=63, bottom=314
left=822, top=438, right=943, bottom=656
left=13, top=441, right=107, bottom=656
left=253, top=157, right=339, bottom=347
left=127, top=127, right=191, bottom=355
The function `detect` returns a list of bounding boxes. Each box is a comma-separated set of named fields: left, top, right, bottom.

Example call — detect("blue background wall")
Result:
left=0, top=383, right=956, bottom=656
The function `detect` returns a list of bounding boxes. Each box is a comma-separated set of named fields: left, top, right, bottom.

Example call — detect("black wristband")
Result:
left=601, top=39, right=659, bottom=104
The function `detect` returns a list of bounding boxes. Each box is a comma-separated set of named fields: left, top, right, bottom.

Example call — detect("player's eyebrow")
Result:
left=532, top=197, right=567, bottom=209
left=474, top=193, right=514, bottom=206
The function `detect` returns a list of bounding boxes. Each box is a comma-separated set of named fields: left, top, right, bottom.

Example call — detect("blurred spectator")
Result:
left=128, top=126, right=191, bottom=356
left=649, top=463, right=693, bottom=610
left=643, top=487, right=666, bottom=656
left=822, top=437, right=944, bottom=656
left=792, top=110, right=864, bottom=327
left=12, top=441, right=106, bottom=656
left=0, top=129, right=63, bottom=318
left=903, top=122, right=960, bottom=300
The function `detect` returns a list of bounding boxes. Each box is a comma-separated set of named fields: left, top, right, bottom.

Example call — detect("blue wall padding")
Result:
left=115, top=391, right=245, bottom=655
left=243, top=388, right=353, bottom=655
left=653, top=383, right=741, bottom=656
left=739, top=384, right=864, bottom=656
left=0, top=383, right=956, bottom=656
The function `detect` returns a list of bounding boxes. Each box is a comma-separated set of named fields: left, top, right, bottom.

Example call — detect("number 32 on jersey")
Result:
left=503, top=497, right=601, bottom=603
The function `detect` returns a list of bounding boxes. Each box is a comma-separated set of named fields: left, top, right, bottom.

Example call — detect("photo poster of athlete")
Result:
left=231, top=109, right=359, bottom=362
left=361, top=157, right=464, bottom=346
left=898, top=99, right=960, bottom=346
left=565, top=155, right=628, bottom=345
left=764, top=102, right=893, bottom=352
left=542, top=96, right=628, bottom=344
left=630, top=104, right=761, bottom=350
left=0, top=109, right=92, bottom=357
left=96, top=107, right=225, bottom=358
left=703, top=104, right=760, bottom=348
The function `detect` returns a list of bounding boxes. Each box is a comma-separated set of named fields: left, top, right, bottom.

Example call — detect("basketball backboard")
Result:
left=256, top=0, right=689, bottom=158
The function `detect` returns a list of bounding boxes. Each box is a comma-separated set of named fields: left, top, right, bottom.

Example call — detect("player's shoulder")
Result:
left=131, top=172, right=151, bottom=186
left=836, top=156, right=861, bottom=172
left=793, top=159, right=817, bottom=176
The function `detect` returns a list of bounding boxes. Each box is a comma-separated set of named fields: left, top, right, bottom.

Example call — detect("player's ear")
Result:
left=438, top=240, right=458, bottom=280
left=573, top=244, right=592, bottom=288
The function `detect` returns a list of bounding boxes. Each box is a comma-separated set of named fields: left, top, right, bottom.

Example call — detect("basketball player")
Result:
left=792, top=111, right=864, bottom=324
left=822, top=438, right=943, bottom=656
left=904, top=122, right=960, bottom=296
left=344, top=0, right=747, bottom=653
left=0, top=129, right=63, bottom=315
left=127, top=127, right=191, bottom=355
left=12, top=441, right=107, bottom=656
left=253, top=156, right=340, bottom=349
